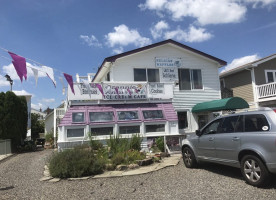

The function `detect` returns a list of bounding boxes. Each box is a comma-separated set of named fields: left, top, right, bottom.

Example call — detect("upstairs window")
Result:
left=117, top=111, right=139, bottom=121
left=89, top=112, right=114, bottom=122
left=134, top=68, right=160, bottom=82
left=143, top=110, right=164, bottom=119
left=72, top=112, right=85, bottom=123
left=265, top=70, right=276, bottom=83
left=178, top=69, right=203, bottom=90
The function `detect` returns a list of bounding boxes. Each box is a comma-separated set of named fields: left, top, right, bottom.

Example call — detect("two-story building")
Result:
left=220, top=54, right=276, bottom=108
left=58, top=39, right=226, bottom=151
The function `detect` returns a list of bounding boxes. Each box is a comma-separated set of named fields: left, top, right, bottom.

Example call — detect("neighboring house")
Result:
left=13, top=91, right=32, bottom=140
left=220, top=54, right=276, bottom=108
left=44, top=103, right=65, bottom=141
left=31, top=108, right=46, bottom=121
left=58, top=39, right=226, bottom=151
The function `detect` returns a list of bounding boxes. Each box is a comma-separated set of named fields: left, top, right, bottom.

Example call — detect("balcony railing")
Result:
left=56, top=108, right=65, bottom=117
left=68, top=82, right=174, bottom=102
left=256, top=82, right=276, bottom=99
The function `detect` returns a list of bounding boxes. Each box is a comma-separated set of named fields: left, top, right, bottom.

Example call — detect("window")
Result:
left=106, top=72, right=110, bottom=81
left=201, top=119, right=223, bottom=135
left=134, top=68, right=160, bottom=82
left=146, top=124, right=165, bottom=132
left=119, top=126, right=140, bottom=134
left=72, top=112, right=85, bottom=123
left=91, top=127, right=113, bottom=136
left=244, top=114, right=270, bottom=132
left=143, top=110, right=164, bottom=119
left=178, top=112, right=188, bottom=129
left=89, top=112, right=113, bottom=122
left=265, top=70, right=276, bottom=83
left=67, top=128, right=84, bottom=138
left=220, top=116, right=239, bottom=133
left=178, top=69, right=203, bottom=90
left=117, top=111, right=139, bottom=120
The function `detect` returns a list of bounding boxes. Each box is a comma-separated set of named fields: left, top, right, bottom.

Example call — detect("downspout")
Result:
left=246, top=67, right=259, bottom=108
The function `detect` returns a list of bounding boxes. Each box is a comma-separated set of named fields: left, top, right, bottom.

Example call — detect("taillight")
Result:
left=274, top=109, right=276, bottom=113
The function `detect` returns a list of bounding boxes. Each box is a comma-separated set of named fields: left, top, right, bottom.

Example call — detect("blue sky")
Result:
left=0, top=0, right=276, bottom=110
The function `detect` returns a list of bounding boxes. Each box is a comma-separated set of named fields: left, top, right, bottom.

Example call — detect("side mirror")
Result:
left=195, top=130, right=201, bottom=136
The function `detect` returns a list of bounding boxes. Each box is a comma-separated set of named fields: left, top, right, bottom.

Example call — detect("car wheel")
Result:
left=241, top=155, right=271, bottom=187
left=182, top=147, right=197, bottom=168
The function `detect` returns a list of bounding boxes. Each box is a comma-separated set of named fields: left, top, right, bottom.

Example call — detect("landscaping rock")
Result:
left=39, top=176, right=53, bottom=181
left=128, top=164, right=139, bottom=170
left=116, top=165, right=128, bottom=171
left=160, top=152, right=170, bottom=157
left=68, top=177, right=90, bottom=181
left=48, top=178, right=61, bottom=183
left=136, top=158, right=153, bottom=166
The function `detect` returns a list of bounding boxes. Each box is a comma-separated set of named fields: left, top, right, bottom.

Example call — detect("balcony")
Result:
left=68, top=82, right=174, bottom=103
left=256, top=82, right=276, bottom=101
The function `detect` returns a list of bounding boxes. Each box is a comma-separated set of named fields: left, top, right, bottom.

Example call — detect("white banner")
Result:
left=161, top=68, right=178, bottom=82
left=149, top=83, right=164, bottom=95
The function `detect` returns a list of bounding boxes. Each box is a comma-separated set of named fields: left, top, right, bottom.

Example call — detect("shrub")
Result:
left=129, top=134, right=142, bottom=151
left=107, top=134, right=129, bottom=155
left=88, top=132, right=103, bottom=150
left=111, top=152, right=126, bottom=166
left=48, top=146, right=105, bottom=178
left=156, top=137, right=165, bottom=152
left=45, top=131, right=54, bottom=145
left=126, top=150, right=146, bottom=163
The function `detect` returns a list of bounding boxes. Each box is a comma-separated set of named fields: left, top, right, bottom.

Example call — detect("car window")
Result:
left=201, top=118, right=223, bottom=135
left=244, top=114, right=270, bottom=132
left=234, top=115, right=244, bottom=132
left=219, top=116, right=239, bottom=133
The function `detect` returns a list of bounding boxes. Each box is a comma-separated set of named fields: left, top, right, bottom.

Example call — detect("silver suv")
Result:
left=182, top=107, right=276, bottom=187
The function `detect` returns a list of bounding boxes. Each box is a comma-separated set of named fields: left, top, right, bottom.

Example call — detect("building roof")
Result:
left=93, top=39, right=227, bottom=82
left=220, top=53, right=276, bottom=78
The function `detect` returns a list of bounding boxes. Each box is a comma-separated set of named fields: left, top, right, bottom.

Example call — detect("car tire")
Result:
left=241, top=155, right=271, bottom=187
left=182, top=147, right=197, bottom=168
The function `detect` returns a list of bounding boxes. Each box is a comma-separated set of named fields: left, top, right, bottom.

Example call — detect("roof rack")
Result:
left=220, top=107, right=273, bottom=116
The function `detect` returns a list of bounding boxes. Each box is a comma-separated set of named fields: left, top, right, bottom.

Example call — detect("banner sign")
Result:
left=161, top=68, right=178, bottom=82
left=149, top=83, right=164, bottom=95
left=80, top=83, right=99, bottom=95
left=102, top=83, right=147, bottom=100
left=155, top=57, right=182, bottom=68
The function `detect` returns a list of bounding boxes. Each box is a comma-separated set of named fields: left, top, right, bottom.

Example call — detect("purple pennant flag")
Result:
left=63, top=73, right=75, bottom=95
left=96, top=84, right=104, bottom=96
left=115, top=87, right=119, bottom=95
left=8, top=52, right=27, bottom=82
left=127, top=88, right=132, bottom=95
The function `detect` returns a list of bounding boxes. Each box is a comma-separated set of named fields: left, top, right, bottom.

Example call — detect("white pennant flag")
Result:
left=28, top=66, right=39, bottom=86
left=42, top=66, right=56, bottom=87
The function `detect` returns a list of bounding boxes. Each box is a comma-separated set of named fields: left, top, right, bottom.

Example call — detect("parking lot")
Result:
left=0, top=150, right=276, bottom=200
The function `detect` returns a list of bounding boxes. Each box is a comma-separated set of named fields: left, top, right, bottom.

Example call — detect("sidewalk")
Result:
left=0, top=154, right=13, bottom=163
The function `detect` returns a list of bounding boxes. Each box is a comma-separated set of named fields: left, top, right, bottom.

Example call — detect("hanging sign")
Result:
left=149, top=83, right=164, bottom=95
left=102, top=83, right=147, bottom=100
left=161, top=68, right=178, bottom=82
left=155, top=57, right=182, bottom=68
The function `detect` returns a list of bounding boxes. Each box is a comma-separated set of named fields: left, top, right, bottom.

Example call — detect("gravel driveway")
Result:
left=0, top=149, right=276, bottom=200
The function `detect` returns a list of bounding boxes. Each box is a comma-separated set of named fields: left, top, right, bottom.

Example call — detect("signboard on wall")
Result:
left=161, top=68, right=178, bottom=82
left=155, top=57, right=182, bottom=68
left=80, top=83, right=99, bottom=95
left=149, top=83, right=164, bottom=95
left=102, top=83, right=147, bottom=100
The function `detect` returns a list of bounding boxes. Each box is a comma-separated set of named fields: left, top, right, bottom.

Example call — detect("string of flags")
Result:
left=0, top=47, right=75, bottom=95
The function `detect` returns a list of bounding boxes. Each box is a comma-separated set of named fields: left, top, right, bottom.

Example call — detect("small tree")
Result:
left=31, top=113, right=45, bottom=140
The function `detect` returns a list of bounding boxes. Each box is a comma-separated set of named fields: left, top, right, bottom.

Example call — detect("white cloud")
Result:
left=31, top=103, right=43, bottom=110
left=2, top=63, right=47, bottom=81
left=164, top=25, right=213, bottom=42
left=13, top=90, right=33, bottom=96
left=141, top=0, right=247, bottom=25
left=105, top=24, right=152, bottom=48
left=221, top=54, right=260, bottom=73
left=80, top=35, right=102, bottom=47
left=42, top=98, right=55, bottom=103
left=150, top=20, right=169, bottom=39
left=112, top=47, right=124, bottom=54
left=245, top=0, right=276, bottom=8
left=0, top=75, right=11, bottom=87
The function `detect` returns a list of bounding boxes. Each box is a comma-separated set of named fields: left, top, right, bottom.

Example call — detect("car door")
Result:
left=196, top=118, right=223, bottom=160
left=214, top=115, right=242, bottom=164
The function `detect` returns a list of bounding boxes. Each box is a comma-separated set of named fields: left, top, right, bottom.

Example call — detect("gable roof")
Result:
left=220, top=54, right=276, bottom=78
left=93, top=39, right=227, bottom=82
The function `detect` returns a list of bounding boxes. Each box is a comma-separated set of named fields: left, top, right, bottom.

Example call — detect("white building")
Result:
left=58, top=39, right=226, bottom=151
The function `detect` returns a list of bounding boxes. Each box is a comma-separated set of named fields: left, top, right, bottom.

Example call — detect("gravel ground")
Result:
left=0, top=149, right=276, bottom=200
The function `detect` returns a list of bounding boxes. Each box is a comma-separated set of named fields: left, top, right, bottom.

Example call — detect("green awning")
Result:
left=192, top=97, right=249, bottom=113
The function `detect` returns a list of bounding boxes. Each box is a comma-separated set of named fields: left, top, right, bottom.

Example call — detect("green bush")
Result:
left=156, top=137, right=165, bottom=152
left=129, top=134, right=142, bottom=151
left=107, top=135, right=129, bottom=155
left=126, top=150, right=146, bottom=163
left=45, top=131, right=54, bottom=144
left=111, top=152, right=126, bottom=166
left=48, top=146, right=105, bottom=178
left=88, top=132, right=103, bottom=150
